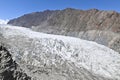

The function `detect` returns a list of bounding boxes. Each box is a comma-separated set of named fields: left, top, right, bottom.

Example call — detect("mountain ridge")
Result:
left=8, top=8, right=120, bottom=53
left=8, top=8, right=120, bottom=33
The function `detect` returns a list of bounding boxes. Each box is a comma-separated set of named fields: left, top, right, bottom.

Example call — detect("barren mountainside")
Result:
left=8, top=8, right=120, bottom=53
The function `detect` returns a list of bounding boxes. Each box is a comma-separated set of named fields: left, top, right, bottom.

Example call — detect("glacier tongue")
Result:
left=0, top=24, right=120, bottom=80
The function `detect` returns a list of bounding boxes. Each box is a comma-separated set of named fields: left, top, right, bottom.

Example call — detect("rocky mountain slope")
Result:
left=0, top=43, right=31, bottom=80
left=8, top=8, right=120, bottom=53
left=0, top=24, right=120, bottom=80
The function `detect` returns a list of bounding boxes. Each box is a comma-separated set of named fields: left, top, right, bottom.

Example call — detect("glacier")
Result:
left=0, top=19, right=8, bottom=24
left=0, top=24, right=120, bottom=80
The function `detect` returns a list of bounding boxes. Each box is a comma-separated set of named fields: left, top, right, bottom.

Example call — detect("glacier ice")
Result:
left=0, top=19, right=8, bottom=24
left=0, top=24, right=120, bottom=80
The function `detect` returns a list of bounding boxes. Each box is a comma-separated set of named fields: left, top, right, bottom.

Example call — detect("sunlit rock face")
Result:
left=8, top=8, right=120, bottom=53
left=0, top=24, right=120, bottom=80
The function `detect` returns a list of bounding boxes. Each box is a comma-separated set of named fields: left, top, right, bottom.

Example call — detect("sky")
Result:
left=0, top=0, right=120, bottom=20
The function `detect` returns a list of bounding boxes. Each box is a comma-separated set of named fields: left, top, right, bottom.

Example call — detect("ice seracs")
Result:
left=0, top=24, right=120, bottom=80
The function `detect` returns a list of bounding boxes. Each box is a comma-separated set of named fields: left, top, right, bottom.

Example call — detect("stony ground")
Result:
left=0, top=43, right=31, bottom=80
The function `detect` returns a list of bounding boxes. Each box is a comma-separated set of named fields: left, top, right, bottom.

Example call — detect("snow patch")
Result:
left=0, top=19, right=9, bottom=24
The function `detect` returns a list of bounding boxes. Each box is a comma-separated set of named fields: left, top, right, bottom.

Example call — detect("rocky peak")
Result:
left=7, top=8, right=120, bottom=33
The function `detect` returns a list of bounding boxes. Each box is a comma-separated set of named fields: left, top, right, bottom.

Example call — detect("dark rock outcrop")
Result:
left=0, top=44, right=31, bottom=80
left=8, top=8, right=120, bottom=53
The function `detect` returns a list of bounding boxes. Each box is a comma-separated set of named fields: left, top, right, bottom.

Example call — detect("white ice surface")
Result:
left=0, top=19, right=8, bottom=24
left=1, top=24, right=120, bottom=79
